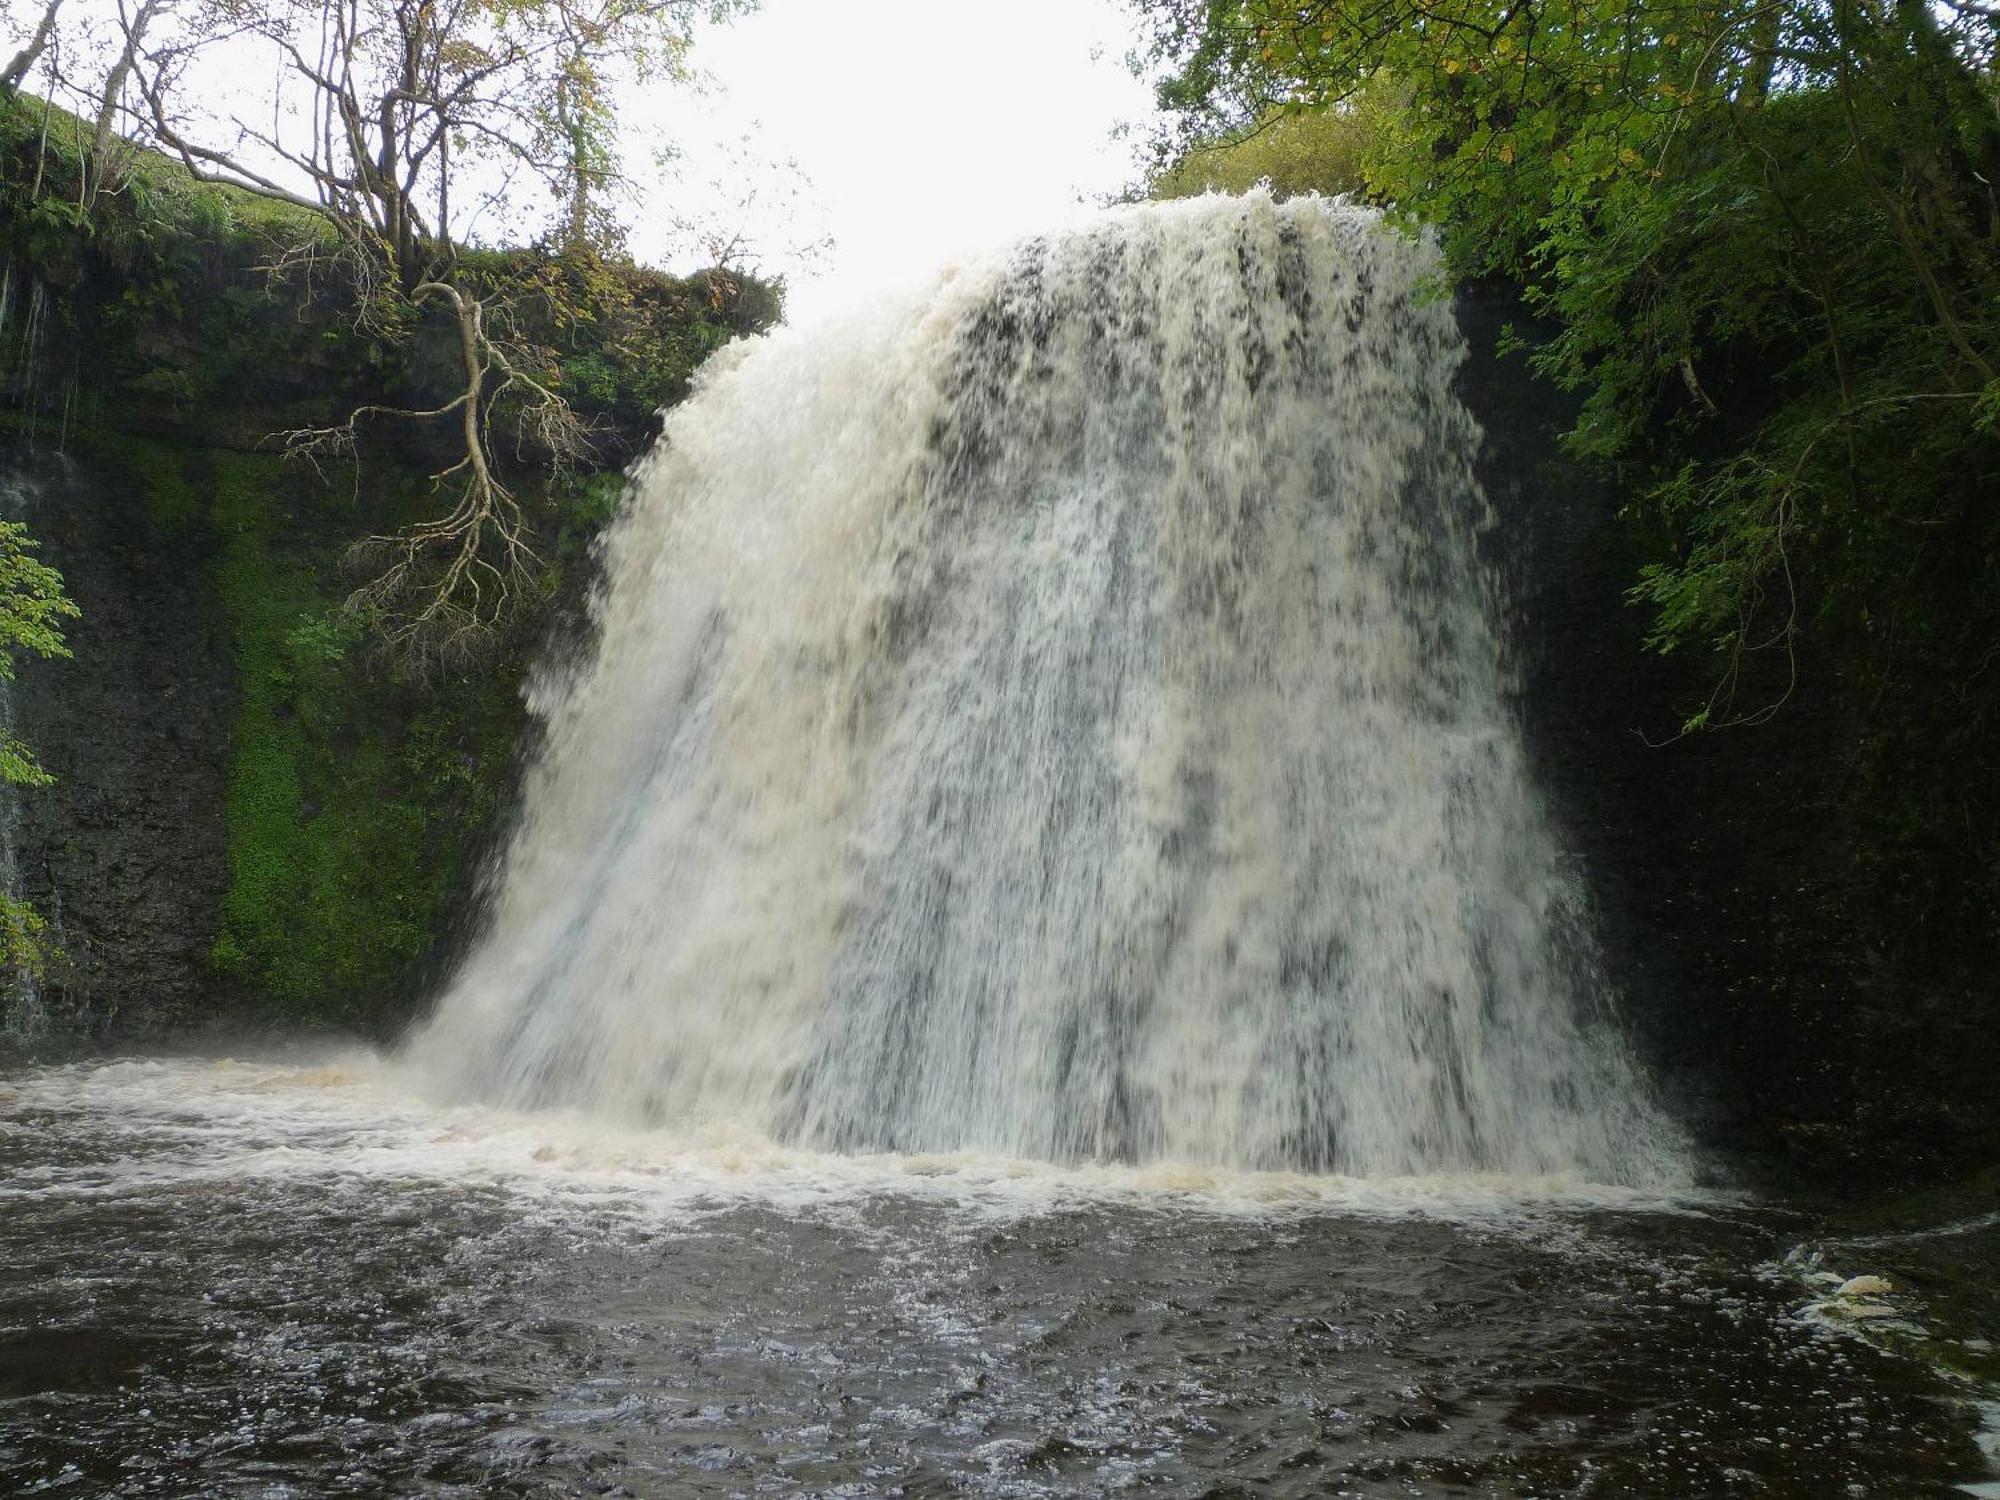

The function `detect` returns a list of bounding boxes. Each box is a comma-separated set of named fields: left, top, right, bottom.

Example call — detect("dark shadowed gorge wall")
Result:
left=0, top=96, right=777, bottom=1034
left=1463, top=286, right=2000, bottom=1190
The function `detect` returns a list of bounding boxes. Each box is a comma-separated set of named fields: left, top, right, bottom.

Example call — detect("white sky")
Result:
left=5, top=0, right=1164, bottom=323
left=627, top=0, right=1161, bottom=319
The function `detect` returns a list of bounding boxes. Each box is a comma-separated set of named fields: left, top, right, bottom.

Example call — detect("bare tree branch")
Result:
left=2, top=0, right=64, bottom=91
left=281, top=280, right=596, bottom=667
left=106, top=0, right=725, bottom=662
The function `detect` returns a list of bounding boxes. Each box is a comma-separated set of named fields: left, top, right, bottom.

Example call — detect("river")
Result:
left=2, top=1051, right=1992, bottom=1497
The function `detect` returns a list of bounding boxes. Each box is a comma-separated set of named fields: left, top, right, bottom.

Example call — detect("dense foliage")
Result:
left=0, top=516, right=73, bottom=974
left=1147, top=102, right=1373, bottom=199
left=1138, top=0, right=2000, bottom=963
left=0, top=80, right=774, bottom=1020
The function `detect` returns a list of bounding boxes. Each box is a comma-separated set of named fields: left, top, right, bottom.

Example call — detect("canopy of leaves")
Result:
left=0, top=515, right=75, bottom=974
left=1138, top=0, right=2000, bottom=946
left=1140, top=0, right=1999, bottom=701
left=1147, top=99, right=1377, bottom=200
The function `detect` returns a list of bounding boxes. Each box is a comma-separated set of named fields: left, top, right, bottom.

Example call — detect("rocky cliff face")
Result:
left=0, top=213, right=776, bottom=1040
left=1461, top=285, right=1998, bottom=1188
left=7, top=450, right=233, bottom=1036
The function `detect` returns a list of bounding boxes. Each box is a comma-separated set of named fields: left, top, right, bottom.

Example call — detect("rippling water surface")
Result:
left=0, top=1052, right=1990, bottom=1497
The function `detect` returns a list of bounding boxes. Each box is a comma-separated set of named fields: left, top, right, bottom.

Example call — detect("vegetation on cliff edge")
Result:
left=0, top=51, right=775, bottom=1019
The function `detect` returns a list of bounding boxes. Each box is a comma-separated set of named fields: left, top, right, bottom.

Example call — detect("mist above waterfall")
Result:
left=408, top=192, right=1686, bottom=1185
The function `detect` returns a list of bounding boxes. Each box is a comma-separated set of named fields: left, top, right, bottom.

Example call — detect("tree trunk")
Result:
left=88, top=0, right=166, bottom=202
left=1743, top=1, right=1781, bottom=103
left=555, top=70, right=592, bottom=252
left=2, top=0, right=64, bottom=92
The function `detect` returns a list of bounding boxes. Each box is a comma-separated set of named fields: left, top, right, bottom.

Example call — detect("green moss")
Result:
left=121, top=439, right=202, bottom=531
left=99, top=435, right=529, bottom=1022
left=2, top=96, right=775, bottom=1026
left=204, top=449, right=319, bottom=997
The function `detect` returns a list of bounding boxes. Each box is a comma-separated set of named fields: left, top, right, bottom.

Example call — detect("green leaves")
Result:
left=0, top=732, right=53, bottom=789
left=0, top=520, right=75, bottom=687
left=0, top=892, right=52, bottom=978
left=1136, top=0, right=2000, bottom=955
left=1976, top=378, right=2000, bottom=435
left=1141, top=0, right=2000, bottom=729
left=0, top=504, right=78, bottom=973
left=1146, top=84, right=1403, bottom=201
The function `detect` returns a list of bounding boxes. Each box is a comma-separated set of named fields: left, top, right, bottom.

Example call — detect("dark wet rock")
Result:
left=10, top=452, right=232, bottom=1037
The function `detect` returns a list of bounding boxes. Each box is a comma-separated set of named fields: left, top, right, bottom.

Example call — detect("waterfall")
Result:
left=0, top=266, right=62, bottom=456
left=408, top=193, right=1687, bottom=1184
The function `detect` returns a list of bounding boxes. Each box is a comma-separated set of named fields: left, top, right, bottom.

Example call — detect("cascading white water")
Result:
left=409, top=193, right=1686, bottom=1184
left=0, top=267, right=64, bottom=456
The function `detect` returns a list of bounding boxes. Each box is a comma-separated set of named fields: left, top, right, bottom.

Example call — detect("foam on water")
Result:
left=1965, top=1407, right=2000, bottom=1499
left=403, top=191, right=1686, bottom=1183
left=1, top=1053, right=1700, bottom=1226
left=2, top=1054, right=1989, bottom=1496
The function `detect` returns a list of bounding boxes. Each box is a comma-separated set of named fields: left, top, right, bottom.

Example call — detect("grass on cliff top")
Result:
left=0, top=89, right=337, bottom=251
left=0, top=88, right=778, bottom=450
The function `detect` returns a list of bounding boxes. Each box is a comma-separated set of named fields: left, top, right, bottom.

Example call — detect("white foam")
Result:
left=1964, top=1401, right=2000, bottom=1497
left=3, top=1053, right=1707, bottom=1227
